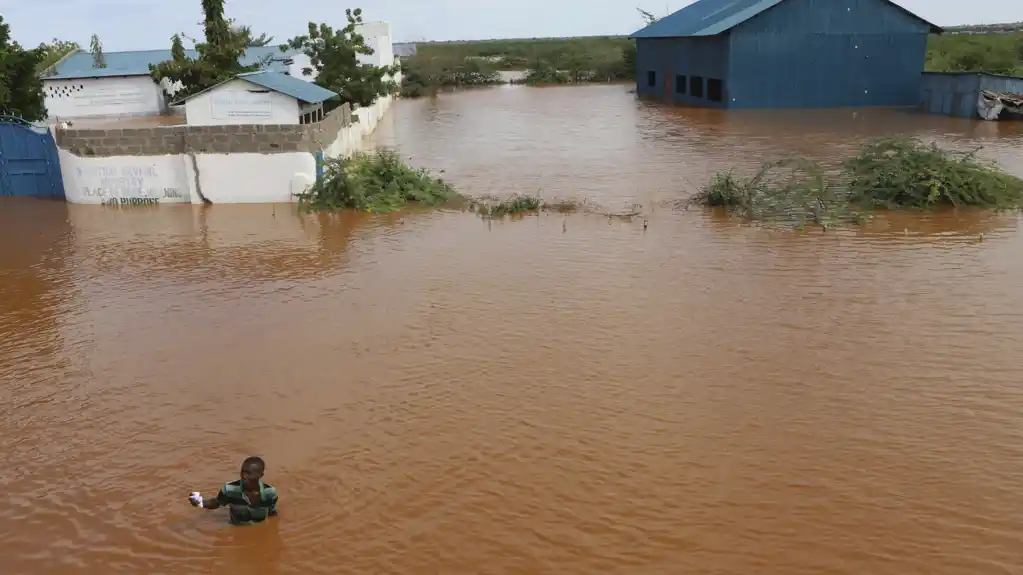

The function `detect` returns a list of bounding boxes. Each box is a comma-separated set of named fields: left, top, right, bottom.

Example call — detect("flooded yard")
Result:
left=2, top=84, right=1023, bottom=574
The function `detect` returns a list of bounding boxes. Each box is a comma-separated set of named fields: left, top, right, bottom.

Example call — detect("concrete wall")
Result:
left=184, top=79, right=301, bottom=126
left=57, top=95, right=397, bottom=205
left=43, top=76, right=167, bottom=120
left=55, top=103, right=351, bottom=156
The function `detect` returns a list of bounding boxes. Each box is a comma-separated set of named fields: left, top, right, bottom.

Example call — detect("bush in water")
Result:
left=689, top=137, right=1023, bottom=227
left=844, top=137, right=1023, bottom=210
left=296, top=148, right=461, bottom=213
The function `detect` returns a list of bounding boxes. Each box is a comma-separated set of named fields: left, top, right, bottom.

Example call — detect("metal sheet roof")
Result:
left=173, top=71, right=338, bottom=105
left=232, top=71, right=338, bottom=104
left=44, top=46, right=300, bottom=80
left=630, top=0, right=942, bottom=38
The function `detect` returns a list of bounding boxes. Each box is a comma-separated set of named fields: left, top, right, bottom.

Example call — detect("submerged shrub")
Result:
left=843, top=137, right=1023, bottom=209
left=688, top=159, right=853, bottom=228
left=689, top=137, right=1023, bottom=228
left=468, top=194, right=581, bottom=218
left=296, top=149, right=461, bottom=213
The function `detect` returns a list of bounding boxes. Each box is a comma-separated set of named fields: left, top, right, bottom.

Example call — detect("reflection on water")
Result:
left=2, top=86, right=1023, bottom=575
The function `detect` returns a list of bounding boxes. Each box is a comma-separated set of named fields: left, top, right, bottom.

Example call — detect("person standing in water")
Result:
left=189, top=456, right=278, bottom=525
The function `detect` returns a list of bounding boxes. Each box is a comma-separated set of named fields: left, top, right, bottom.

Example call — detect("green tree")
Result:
left=637, top=8, right=659, bottom=24
left=285, top=8, right=400, bottom=108
left=90, top=34, right=106, bottom=68
left=150, top=0, right=267, bottom=99
left=0, top=17, right=46, bottom=120
left=234, top=24, right=274, bottom=47
left=35, top=38, right=80, bottom=74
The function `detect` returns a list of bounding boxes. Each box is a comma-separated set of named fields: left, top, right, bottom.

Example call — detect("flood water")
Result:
left=3, top=85, right=1023, bottom=574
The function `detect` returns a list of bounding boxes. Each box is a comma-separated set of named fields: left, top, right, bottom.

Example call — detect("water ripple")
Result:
left=2, top=87, right=1023, bottom=574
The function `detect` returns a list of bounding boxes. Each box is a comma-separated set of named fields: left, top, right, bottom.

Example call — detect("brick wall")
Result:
left=55, top=103, right=352, bottom=157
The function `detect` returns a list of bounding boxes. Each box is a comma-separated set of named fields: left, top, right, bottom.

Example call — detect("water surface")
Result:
left=2, top=85, right=1023, bottom=574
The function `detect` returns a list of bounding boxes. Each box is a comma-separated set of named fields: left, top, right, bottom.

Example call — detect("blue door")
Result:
left=0, top=117, right=65, bottom=199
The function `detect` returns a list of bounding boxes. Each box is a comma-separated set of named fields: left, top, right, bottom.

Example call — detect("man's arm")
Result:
left=190, top=489, right=229, bottom=509
left=267, top=492, right=279, bottom=516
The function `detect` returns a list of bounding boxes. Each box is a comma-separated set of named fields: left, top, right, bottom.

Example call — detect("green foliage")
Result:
left=285, top=9, right=400, bottom=108
left=0, top=17, right=46, bottom=121
left=89, top=34, right=105, bottom=68
left=233, top=24, right=273, bottom=47
left=296, top=148, right=461, bottom=213
left=844, top=137, right=1023, bottom=209
left=522, top=60, right=571, bottom=85
left=417, top=36, right=635, bottom=74
left=399, top=54, right=502, bottom=98
left=474, top=194, right=542, bottom=216
left=925, top=32, right=1023, bottom=75
left=409, top=30, right=1023, bottom=89
left=689, top=159, right=852, bottom=228
left=467, top=194, right=580, bottom=217
left=149, top=0, right=266, bottom=99
left=691, top=138, right=1023, bottom=227
left=35, top=38, right=80, bottom=74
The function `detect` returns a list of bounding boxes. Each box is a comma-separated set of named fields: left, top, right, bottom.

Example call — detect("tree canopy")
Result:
left=0, top=16, right=47, bottom=120
left=36, top=38, right=80, bottom=74
left=285, top=8, right=399, bottom=108
left=149, top=0, right=269, bottom=99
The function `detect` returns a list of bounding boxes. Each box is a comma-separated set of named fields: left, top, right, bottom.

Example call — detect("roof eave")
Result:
left=45, top=72, right=152, bottom=81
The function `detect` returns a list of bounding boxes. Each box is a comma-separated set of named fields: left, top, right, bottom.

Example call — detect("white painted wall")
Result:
left=355, top=22, right=394, bottom=68
left=193, top=153, right=316, bottom=203
left=58, top=153, right=194, bottom=205
left=43, top=76, right=167, bottom=121
left=184, top=79, right=301, bottom=126
left=57, top=61, right=400, bottom=205
left=59, top=148, right=315, bottom=205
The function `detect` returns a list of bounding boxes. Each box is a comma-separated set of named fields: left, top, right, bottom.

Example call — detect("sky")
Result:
left=2, top=0, right=1023, bottom=52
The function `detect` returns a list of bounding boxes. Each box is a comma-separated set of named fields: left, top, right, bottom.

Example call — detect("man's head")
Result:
left=239, top=456, right=265, bottom=489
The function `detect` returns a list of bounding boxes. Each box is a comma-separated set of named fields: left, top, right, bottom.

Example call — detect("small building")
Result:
left=393, top=42, right=417, bottom=58
left=920, top=72, right=1023, bottom=119
left=630, top=0, right=942, bottom=109
left=41, top=46, right=308, bottom=121
left=174, top=71, right=340, bottom=126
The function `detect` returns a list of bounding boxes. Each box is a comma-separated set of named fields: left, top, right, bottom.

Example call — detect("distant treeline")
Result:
left=942, top=23, right=1023, bottom=35
left=397, top=29, right=1023, bottom=97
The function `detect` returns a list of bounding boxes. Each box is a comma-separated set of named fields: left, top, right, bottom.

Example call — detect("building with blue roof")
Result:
left=176, top=71, right=339, bottom=126
left=41, top=46, right=310, bottom=121
left=630, top=0, right=942, bottom=109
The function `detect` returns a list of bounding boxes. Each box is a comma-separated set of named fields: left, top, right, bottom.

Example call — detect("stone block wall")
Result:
left=55, top=103, right=352, bottom=157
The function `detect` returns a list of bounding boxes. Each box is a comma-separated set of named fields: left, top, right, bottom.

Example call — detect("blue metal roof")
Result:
left=233, top=71, right=338, bottom=103
left=172, top=71, right=338, bottom=105
left=44, top=46, right=301, bottom=80
left=630, top=0, right=942, bottom=38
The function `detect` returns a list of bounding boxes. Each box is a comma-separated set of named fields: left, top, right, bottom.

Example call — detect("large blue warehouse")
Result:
left=630, top=0, right=942, bottom=109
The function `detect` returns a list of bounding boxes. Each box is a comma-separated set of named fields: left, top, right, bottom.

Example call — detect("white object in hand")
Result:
left=190, top=492, right=203, bottom=507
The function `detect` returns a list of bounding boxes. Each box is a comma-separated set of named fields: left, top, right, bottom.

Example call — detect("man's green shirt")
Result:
left=215, top=479, right=278, bottom=525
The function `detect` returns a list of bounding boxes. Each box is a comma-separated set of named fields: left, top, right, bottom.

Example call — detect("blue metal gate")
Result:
left=0, top=116, right=65, bottom=199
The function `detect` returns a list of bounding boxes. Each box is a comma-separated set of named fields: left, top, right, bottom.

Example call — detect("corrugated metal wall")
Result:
left=920, top=72, right=1023, bottom=118
left=919, top=73, right=982, bottom=117
left=979, top=74, right=1023, bottom=96
left=635, top=37, right=730, bottom=108
left=726, top=0, right=931, bottom=108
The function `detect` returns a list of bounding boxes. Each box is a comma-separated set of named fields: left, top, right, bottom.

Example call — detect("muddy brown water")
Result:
left=3, top=85, right=1023, bottom=574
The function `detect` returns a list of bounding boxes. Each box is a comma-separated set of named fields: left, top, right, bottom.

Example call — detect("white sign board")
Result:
left=210, top=91, right=273, bottom=120
left=66, top=157, right=190, bottom=205
left=75, top=87, right=146, bottom=108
